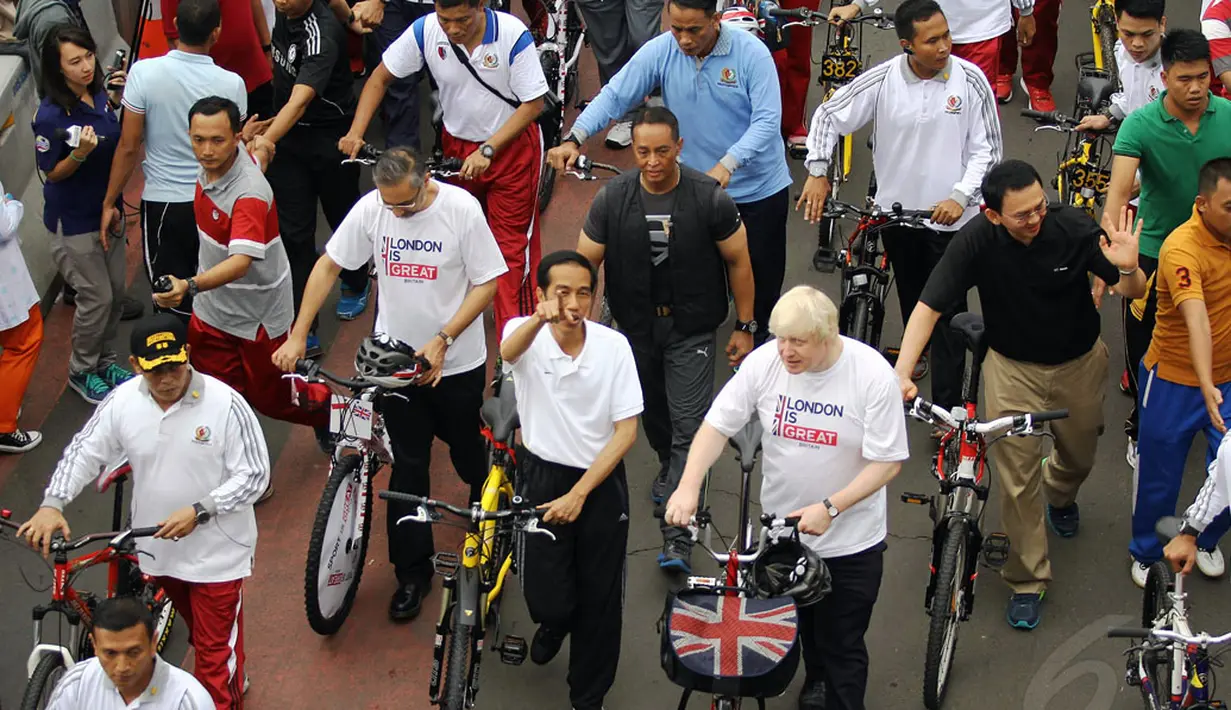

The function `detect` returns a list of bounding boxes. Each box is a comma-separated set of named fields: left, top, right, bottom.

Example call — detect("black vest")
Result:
left=602, top=166, right=730, bottom=338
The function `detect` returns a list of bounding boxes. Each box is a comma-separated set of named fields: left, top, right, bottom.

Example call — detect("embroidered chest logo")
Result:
left=35, top=136, right=50, bottom=153
left=719, top=67, right=737, bottom=86
left=193, top=426, right=212, bottom=445
left=212, top=209, right=220, bottom=221
left=379, top=234, right=442, bottom=281
left=944, top=95, right=962, bottom=115
left=1148, top=85, right=1159, bottom=101
left=770, top=395, right=843, bottom=447
left=482, top=53, right=499, bottom=69
left=288, top=44, right=297, bottom=63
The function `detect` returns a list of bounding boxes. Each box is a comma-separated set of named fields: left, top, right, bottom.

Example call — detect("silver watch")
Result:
left=822, top=498, right=840, bottom=519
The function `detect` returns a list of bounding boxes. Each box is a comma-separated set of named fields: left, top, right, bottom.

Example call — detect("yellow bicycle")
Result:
left=1090, top=0, right=1120, bottom=86
left=380, top=373, right=550, bottom=710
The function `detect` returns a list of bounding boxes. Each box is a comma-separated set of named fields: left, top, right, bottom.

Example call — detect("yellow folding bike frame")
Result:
left=1090, top=0, right=1118, bottom=74
left=466, top=455, right=516, bottom=614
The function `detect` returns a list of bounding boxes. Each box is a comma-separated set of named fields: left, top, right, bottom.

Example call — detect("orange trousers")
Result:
left=0, top=305, right=43, bottom=434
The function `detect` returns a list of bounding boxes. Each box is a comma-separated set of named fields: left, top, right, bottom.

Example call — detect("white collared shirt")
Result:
left=42, top=371, right=270, bottom=582
left=0, top=183, right=38, bottom=331
left=1109, top=41, right=1165, bottom=120
left=503, top=317, right=644, bottom=469
left=47, top=655, right=213, bottom=710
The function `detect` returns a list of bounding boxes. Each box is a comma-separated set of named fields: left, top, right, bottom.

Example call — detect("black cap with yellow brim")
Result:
left=130, top=313, right=190, bottom=370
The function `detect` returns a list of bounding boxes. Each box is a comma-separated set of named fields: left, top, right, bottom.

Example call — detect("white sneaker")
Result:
left=1126, top=440, right=1138, bottom=470
left=1197, top=545, right=1226, bottom=578
left=605, top=120, right=633, bottom=149
left=1131, top=560, right=1150, bottom=588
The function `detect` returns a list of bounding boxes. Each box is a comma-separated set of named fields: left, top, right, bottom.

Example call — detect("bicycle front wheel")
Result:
left=305, top=454, right=373, bottom=635
left=21, top=653, right=66, bottom=710
left=1139, top=562, right=1174, bottom=707
left=442, top=605, right=474, bottom=710
left=923, top=516, right=969, bottom=709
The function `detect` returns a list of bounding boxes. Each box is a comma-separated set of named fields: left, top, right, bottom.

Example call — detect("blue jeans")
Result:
left=1131, top=363, right=1231, bottom=562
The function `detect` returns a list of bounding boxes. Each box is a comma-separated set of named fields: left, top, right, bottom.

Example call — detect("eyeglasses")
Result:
left=1007, top=201, right=1048, bottom=224
left=378, top=188, right=423, bottom=214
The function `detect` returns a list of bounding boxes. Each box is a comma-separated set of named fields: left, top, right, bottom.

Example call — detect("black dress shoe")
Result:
left=530, top=624, right=566, bottom=665
left=119, top=295, right=145, bottom=321
left=799, top=677, right=826, bottom=710
left=389, top=581, right=427, bottom=622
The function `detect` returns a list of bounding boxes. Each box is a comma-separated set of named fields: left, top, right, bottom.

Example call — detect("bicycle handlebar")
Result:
left=1107, top=627, right=1231, bottom=646
left=0, top=516, right=161, bottom=552
left=689, top=511, right=800, bottom=565
left=765, top=6, right=892, bottom=28
left=294, top=359, right=369, bottom=390
left=343, top=143, right=464, bottom=175
left=907, top=397, right=1069, bottom=436
left=1022, top=109, right=1114, bottom=135
left=380, top=491, right=553, bottom=540
left=824, top=199, right=933, bottom=224
left=565, top=155, right=622, bottom=181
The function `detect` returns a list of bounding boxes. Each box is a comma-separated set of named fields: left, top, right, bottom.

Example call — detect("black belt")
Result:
left=655, top=305, right=672, bottom=317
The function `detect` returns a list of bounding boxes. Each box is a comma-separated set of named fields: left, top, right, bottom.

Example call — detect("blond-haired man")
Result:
left=665, top=285, right=908, bottom=710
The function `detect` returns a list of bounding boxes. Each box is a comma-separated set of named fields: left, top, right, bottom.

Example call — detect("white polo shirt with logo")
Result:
left=327, top=183, right=508, bottom=376
left=383, top=8, right=549, bottom=142
left=503, top=317, right=644, bottom=469
left=47, top=655, right=214, bottom=710
left=42, top=371, right=270, bottom=583
left=704, top=339, right=909, bottom=558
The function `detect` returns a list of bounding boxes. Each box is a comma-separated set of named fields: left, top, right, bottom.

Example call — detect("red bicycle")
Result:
left=1, top=464, right=176, bottom=710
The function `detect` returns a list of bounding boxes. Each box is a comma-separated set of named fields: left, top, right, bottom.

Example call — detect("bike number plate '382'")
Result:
left=821, top=49, right=861, bottom=84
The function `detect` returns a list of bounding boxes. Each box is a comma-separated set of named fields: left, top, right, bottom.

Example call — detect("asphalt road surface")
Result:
left=0, top=1, right=1223, bottom=708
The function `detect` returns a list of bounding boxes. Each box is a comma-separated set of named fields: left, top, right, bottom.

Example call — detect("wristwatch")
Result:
left=186, top=277, right=200, bottom=298
left=192, top=502, right=211, bottom=525
left=563, top=134, right=581, bottom=148
left=436, top=330, right=454, bottom=347
left=1179, top=520, right=1202, bottom=539
left=822, top=498, right=840, bottom=519
left=735, top=319, right=758, bottom=334
left=479, top=144, right=495, bottom=159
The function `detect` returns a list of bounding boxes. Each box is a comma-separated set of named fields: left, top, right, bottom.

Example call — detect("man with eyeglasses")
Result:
left=272, top=147, right=507, bottom=623
left=891, top=159, right=1146, bottom=630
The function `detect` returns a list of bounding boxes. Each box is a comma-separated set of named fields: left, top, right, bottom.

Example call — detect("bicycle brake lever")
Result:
left=1033, top=125, right=1065, bottom=134
left=565, top=170, right=595, bottom=181
left=394, top=505, right=432, bottom=526
left=522, top=518, right=557, bottom=541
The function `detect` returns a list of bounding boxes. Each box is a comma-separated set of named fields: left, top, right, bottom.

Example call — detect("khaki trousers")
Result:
left=983, top=340, right=1109, bottom=594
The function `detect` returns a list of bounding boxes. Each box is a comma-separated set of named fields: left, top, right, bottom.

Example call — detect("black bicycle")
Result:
left=823, top=199, right=930, bottom=351
left=534, top=0, right=587, bottom=212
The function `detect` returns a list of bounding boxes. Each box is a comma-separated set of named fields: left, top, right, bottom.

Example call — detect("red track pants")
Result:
left=441, top=125, right=542, bottom=340
left=0, top=305, right=42, bottom=434
left=999, top=0, right=1062, bottom=88
left=952, top=37, right=1001, bottom=90
left=187, top=315, right=326, bottom=429
left=773, top=0, right=814, bottom=138
left=157, top=577, right=246, bottom=710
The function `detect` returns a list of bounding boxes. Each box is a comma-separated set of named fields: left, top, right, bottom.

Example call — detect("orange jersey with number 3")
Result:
left=1144, top=207, right=1231, bottom=387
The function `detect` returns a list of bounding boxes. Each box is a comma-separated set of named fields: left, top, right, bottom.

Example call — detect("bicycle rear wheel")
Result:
left=1096, top=13, right=1119, bottom=85
left=21, top=653, right=66, bottom=710
left=923, top=516, right=968, bottom=709
left=305, top=454, right=373, bottom=635
left=537, top=47, right=563, bottom=213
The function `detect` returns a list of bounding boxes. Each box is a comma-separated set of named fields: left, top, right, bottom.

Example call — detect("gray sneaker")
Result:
left=605, top=120, right=633, bottom=149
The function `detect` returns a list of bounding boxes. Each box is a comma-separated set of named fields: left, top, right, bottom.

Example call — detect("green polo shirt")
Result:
left=1113, top=92, right=1231, bottom=258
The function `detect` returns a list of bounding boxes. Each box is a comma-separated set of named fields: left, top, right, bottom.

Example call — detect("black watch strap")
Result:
left=192, top=502, right=211, bottom=524
left=1180, top=520, right=1202, bottom=538
left=564, top=134, right=582, bottom=147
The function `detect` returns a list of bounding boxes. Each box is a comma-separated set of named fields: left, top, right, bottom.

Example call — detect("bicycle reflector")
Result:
left=1, top=509, right=10, bottom=519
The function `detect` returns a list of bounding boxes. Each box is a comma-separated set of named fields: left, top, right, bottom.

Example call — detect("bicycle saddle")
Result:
left=729, top=418, right=764, bottom=469
left=1154, top=516, right=1185, bottom=545
left=1077, top=73, right=1117, bottom=113
left=949, top=312, right=986, bottom=356
left=481, top=373, right=519, bottom=443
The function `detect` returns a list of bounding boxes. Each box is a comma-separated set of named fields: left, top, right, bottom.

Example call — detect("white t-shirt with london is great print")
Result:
left=326, top=182, right=508, bottom=377
left=705, top=338, right=910, bottom=558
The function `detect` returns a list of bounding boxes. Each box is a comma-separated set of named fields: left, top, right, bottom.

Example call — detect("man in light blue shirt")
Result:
left=100, top=0, right=248, bottom=322
left=548, top=0, right=791, bottom=342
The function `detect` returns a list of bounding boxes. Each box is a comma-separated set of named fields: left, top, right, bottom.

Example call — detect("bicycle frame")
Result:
left=838, top=219, right=892, bottom=347
left=1128, top=574, right=1218, bottom=708
left=820, top=21, right=861, bottom=178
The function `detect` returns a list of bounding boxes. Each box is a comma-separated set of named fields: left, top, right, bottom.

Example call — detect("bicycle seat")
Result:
left=481, top=374, right=519, bottom=443
left=1155, top=516, right=1185, bottom=545
left=1077, top=73, right=1117, bottom=111
left=729, top=419, right=764, bottom=468
left=949, top=312, right=986, bottom=356
left=96, top=461, right=133, bottom=493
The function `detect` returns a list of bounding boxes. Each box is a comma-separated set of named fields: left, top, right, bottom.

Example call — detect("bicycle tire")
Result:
left=537, top=48, right=563, bottom=213
left=850, top=300, right=870, bottom=346
left=441, top=606, right=474, bottom=710
left=813, top=145, right=844, bottom=273
left=1140, top=562, right=1174, bottom=707
left=144, top=584, right=177, bottom=654
left=304, top=454, right=373, bottom=635
left=923, top=516, right=968, bottom=710
left=1096, top=13, right=1119, bottom=86
left=20, top=653, right=66, bottom=710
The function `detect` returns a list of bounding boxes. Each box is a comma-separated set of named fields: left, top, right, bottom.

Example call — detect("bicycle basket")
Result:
left=660, top=590, right=800, bottom=698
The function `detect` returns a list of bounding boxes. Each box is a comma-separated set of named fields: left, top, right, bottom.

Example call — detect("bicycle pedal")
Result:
left=900, top=492, right=931, bottom=506
left=496, top=635, right=528, bottom=665
left=981, top=532, right=1010, bottom=568
left=812, top=248, right=838, bottom=273
left=431, top=552, right=460, bottom=579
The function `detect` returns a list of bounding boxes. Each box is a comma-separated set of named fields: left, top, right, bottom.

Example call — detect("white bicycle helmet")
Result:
left=354, top=334, right=424, bottom=389
left=720, top=6, right=762, bottom=34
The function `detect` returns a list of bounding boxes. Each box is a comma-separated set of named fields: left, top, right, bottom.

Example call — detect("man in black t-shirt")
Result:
left=892, top=159, right=1147, bottom=631
left=249, top=0, right=369, bottom=352
left=575, top=107, right=756, bottom=573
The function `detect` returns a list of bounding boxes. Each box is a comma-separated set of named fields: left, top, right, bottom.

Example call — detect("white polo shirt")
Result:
left=704, top=339, right=909, bottom=558
left=1109, top=41, right=1165, bottom=120
left=47, top=655, right=213, bottom=710
left=43, top=371, right=270, bottom=583
left=860, top=0, right=1034, bottom=45
left=503, top=317, right=644, bottom=469
left=327, top=183, right=508, bottom=377
left=383, top=8, right=548, bottom=142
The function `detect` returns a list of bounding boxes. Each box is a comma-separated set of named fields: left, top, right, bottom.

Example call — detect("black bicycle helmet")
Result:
left=354, top=334, right=423, bottom=388
left=752, top=537, right=831, bottom=608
